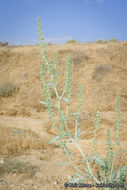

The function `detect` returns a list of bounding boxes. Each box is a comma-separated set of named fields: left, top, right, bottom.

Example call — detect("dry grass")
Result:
left=92, top=64, right=113, bottom=81
left=72, top=50, right=89, bottom=65
left=57, top=48, right=73, bottom=55
left=0, top=41, right=127, bottom=189
left=0, top=125, right=49, bottom=185
left=0, top=41, right=127, bottom=116
left=96, top=40, right=105, bottom=44
left=0, top=159, right=38, bottom=178
left=0, top=125, right=50, bottom=157
left=0, top=81, right=19, bottom=97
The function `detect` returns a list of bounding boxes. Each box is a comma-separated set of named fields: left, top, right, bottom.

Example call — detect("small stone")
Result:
left=53, top=181, right=58, bottom=185
left=0, top=160, right=4, bottom=164
left=67, top=175, right=71, bottom=180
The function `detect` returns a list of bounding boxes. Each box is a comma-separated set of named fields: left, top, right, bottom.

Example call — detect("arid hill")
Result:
left=0, top=41, right=127, bottom=189
left=0, top=41, right=127, bottom=117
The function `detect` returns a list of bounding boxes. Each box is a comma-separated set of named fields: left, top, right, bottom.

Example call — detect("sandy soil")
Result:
left=0, top=42, right=127, bottom=189
left=0, top=111, right=127, bottom=190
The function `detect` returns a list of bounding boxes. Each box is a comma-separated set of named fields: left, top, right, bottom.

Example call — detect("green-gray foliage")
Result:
left=38, top=17, right=127, bottom=189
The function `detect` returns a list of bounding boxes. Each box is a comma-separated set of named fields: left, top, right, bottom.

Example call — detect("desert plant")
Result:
left=38, top=17, right=127, bottom=189
left=92, top=64, right=113, bottom=81
left=66, top=39, right=79, bottom=44
left=0, top=41, right=9, bottom=47
left=0, top=81, right=19, bottom=97
left=106, top=38, right=118, bottom=43
left=0, top=159, right=37, bottom=178
left=96, top=40, right=105, bottom=44
left=0, top=126, right=50, bottom=157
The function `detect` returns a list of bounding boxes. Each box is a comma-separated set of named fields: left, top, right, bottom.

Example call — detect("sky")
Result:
left=0, top=0, right=127, bottom=45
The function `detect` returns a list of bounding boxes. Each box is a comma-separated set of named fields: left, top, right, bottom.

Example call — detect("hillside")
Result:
left=0, top=41, right=127, bottom=189
left=1, top=42, right=127, bottom=117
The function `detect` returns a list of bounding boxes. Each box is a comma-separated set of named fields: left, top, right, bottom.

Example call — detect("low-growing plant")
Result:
left=72, top=50, right=89, bottom=66
left=38, top=17, right=127, bottom=189
left=96, top=40, right=105, bottom=44
left=0, top=81, right=19, bottom=97
left=0, top=41, right=9, bottom=47
left=66, top=39, right=79, bottom=44
left=106, top=38, right=118, bottom=43
left=0, top=126, right=50, bottom=157
left=92, top=64, right=113, bottom=81
left=0, top=159, right=38, bottom=178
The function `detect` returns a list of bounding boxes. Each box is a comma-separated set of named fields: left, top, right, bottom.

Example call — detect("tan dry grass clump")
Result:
left=0, top=159, right=38, bottom=179
left=0, top=125, right=50, bottom=157
left=92, top=63, right=113, bottom=82
left=0, top=81, right=19, bottom=97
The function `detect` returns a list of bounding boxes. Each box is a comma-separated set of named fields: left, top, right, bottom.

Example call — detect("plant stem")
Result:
left=71, top=139, right=100, bottom=184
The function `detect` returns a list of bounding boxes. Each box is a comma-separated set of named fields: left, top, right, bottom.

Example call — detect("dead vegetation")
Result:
left=0, top=41, right=127, bottom=116
left=0, top=41, right=9, bottom=47
left=0, top=81, right=19, bottom=97
left=0, top=159, right=38, bottom=178
left=0, top=125, right=50, bottom=157
left=92, top=64, right=113, bottom=81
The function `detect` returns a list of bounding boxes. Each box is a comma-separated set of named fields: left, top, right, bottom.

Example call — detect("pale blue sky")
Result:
left=0, top=0, right=127, bottom=45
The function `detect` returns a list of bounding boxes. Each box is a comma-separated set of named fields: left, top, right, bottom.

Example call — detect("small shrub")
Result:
left=96, top=40, right=105, bottom=44
left=0, top=159, right=38, bottom=178
left=0, top=81, right=19, bottom=97
left=66, top=39, right=79, bottom=44
left=72, top=50, right=89, bottom=66
left=106, top=38, right=118, bottom=43
left=57, top=49, right=73, bottom=55
left=0, top=41, right=9, bottom=47
left=92, top=64, right=113, bottom=81
left=0, top=126, right=50, bottom=157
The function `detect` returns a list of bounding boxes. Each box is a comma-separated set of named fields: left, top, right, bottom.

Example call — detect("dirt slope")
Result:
left=0, top=41, right=127, bottom=189
left=0, top=113, right=127, bottom=190
left=0, top=41, right=127, bottom=117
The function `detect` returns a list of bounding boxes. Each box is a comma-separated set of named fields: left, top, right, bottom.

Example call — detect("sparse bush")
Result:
left=0, top=81, right=19, bottom=97
left=0, top=41, right=9, bottom=47
left=92, top=64, right=113, bottom=81
left=0, top=126, right=50, bottom=157
left=38, top=17, right=127, bottom=189
left=57, top=49, right=73, bottom=56
left=106, top=38, right=118, bottom=43
left=96, top=40, right=105, bottom=44
left=0, top=159, right=38, bottom=178
left=66, top=39, right=79, bottom=44
left=72, top=50, right=89, bottom=66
